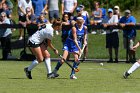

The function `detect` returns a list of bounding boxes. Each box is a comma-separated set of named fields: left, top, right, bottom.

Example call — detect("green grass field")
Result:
left=1, top=61, right=140, bottom=93
left=1, top=1, right=140, bottom=93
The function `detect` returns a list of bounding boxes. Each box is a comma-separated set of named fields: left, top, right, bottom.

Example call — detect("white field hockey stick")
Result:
left=79, top=44, right=86, bottom=59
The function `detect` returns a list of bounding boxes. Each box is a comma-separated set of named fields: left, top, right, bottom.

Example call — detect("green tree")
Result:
left=77, top=0, right=140, bottom=11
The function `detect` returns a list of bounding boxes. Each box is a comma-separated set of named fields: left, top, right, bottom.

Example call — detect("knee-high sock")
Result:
left=128, top=62, right=140, bottom=74
left=71, top=62, right=78, bottom=75
left=53, top=61, right=62, bottom=73
left=44, top=58, right=52, bottom=74
left=28, top=59, right=39, bottom=71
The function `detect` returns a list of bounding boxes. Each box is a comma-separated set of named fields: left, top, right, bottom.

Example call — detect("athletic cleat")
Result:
left=54, top=73, right=59, bottom=77
left=47, top=73, right=55, bottom=79
left=123, top=71, right=130, bottom=79
left=107, top=58, right=113, bottom=63
left=47, top=72, right=59, bottom=79
left=24, top=67, right=32, bottom=79
left=70, top=74, right=77, bottom=79
left=114, top=58, right=118, bottom=63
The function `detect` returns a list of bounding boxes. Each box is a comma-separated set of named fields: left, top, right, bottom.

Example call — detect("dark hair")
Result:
left=62, top=13, right=69, bottom=22
left=52, top=18, right=62, bottom=26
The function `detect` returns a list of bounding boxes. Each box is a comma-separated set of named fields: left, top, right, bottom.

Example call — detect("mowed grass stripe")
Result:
left=1, top=61, right=140, bottom=93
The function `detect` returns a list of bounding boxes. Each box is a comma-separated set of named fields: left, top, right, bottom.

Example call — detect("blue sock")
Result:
left=55, top=61, right=62, bottom=70
left=71, top=62, right=78, bottom=75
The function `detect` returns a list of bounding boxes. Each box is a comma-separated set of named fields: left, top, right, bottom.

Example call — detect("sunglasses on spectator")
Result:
left=114, top=8, right=118, bottom=10
left=108, top=12, right=113, bottom=13
left=125, top=12, right=130, bottom=15
left=76, top=10, right=81, bottom=13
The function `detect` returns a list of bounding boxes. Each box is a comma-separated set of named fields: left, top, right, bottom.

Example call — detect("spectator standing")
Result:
left=61, top=0, right=77, bottom=20
left=0, top=2, right=11, bottom=18
left=72, top=7, right=89, bottom=26
left=61, top=13, right=71, bottom=43
left=44, top=0, right=59, bottom=23
left=61, top=13, right=71, bottom=60
left=113, top=5, right=121, bottom=20
left=0, top=2, right=16, bottom=31
left=0, top=0, right=13, bottom=10
left=19, top=7, right=37, bottom=36
left=31, top=0, right=47, bottom=17
left=44, top=0, right=60, bottom=35
left=77, top=5, right=89, bottom=26
left=102, top=8, right=119, bottom=63
left=18, top=0, right=34, bottom=40
left=90, top=1, right=102, bottom=34
left=0, top=12, right=12, bottom=60
left=119, top=9, right=136, bottom=63
left=101, top=3, right=106, bottom=20
left=79, top=5, right=89, bottom=19
left=25, top=7, right=36, bottom=24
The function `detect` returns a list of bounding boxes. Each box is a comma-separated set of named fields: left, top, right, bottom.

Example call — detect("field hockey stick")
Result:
left=79, top=44, right=86, bottom=59
left=58, top=54, right=80, bottom=72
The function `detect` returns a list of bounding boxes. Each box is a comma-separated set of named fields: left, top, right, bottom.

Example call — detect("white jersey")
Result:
left=102, top=15, right=119, bottom=34
left=18, top=0, right=33, bottom=16
left=82, top=11, right=89, bottom=17
left=62, top=0, right=77, bottom=12
left=29, top=24, right=54, bottom=44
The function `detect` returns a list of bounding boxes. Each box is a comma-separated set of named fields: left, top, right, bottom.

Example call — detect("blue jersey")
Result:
left=69, top=24, right=85, bottom=42
left=101, top=8, right=106, bottom=19
left=119, top=16, right=136, bottom=39
left=75, top=24, right=85, bottom=43
left=63, top=24, right=86, bottom=53
left=32, top=0, right=46, bottom=17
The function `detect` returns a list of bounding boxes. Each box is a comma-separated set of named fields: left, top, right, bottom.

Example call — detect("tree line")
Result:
left=78, top=0, right=140, bottom=11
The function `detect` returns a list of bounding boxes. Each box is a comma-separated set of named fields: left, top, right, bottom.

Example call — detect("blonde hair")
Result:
left=1, top=12, right=7, bottom=17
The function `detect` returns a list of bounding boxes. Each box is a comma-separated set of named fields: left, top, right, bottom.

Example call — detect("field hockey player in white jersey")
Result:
left=24, top=18, right=62, bottom=79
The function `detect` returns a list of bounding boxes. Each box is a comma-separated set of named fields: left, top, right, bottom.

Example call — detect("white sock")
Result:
left=44, top=58, right=52, bottom=74
left=28, top=59, right=39, bottom=71
left=128, top=62, right=140, bottom=74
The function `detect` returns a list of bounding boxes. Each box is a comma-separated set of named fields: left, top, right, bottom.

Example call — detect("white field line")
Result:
left=81, top=67, right=108, bottom=70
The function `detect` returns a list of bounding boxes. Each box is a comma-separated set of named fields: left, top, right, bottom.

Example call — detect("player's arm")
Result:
left=47, top=39, right=58, bottom=55
left=72, top=27, right=81, bottom=53
left=119, top=17, right=136, bottom=27
left=132, top=41, right=140, bottom=50
left=119, top=22, right=135, bottom=28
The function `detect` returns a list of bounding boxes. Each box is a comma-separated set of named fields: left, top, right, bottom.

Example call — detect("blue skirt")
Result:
left=63, top=38, right=81, bottom=53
